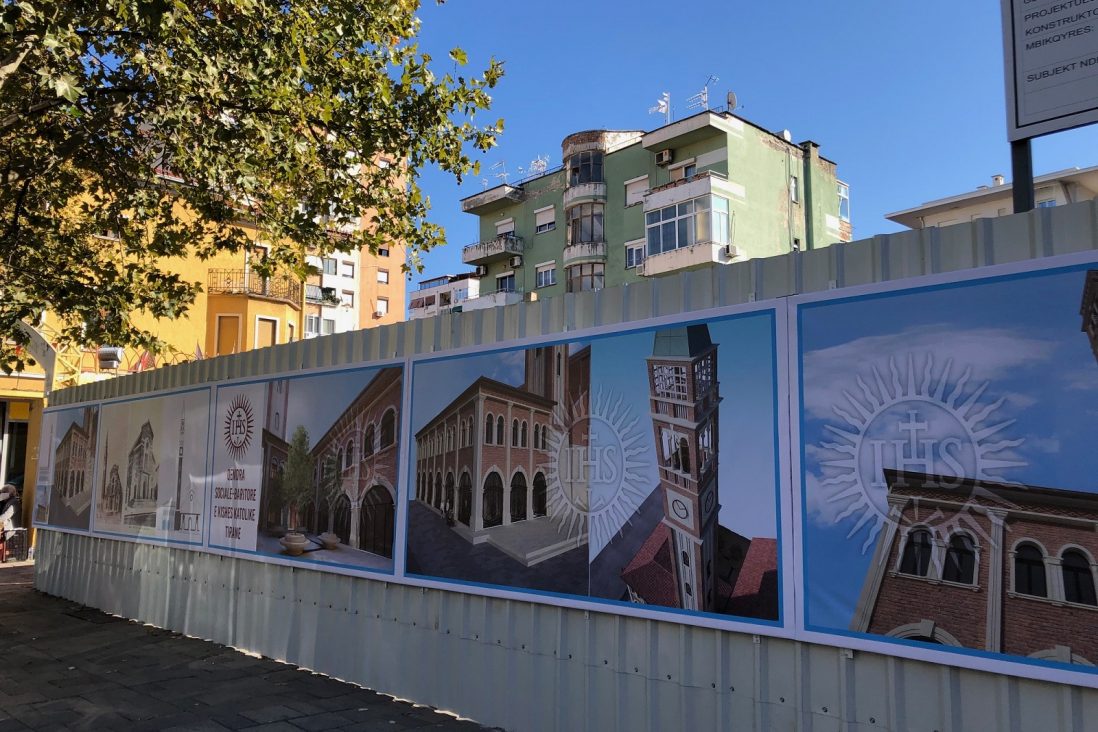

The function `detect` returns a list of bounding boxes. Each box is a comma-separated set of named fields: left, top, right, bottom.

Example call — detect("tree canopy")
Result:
left=0, top=0, right=503, bottom=372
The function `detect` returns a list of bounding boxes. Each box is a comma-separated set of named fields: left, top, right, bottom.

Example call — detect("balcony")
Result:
left=461, top=184, right=524, bottom=215
left=305, top=284, right=340, bottom=306
left=562, top=181, right=607, bottom=208
left=462, top=234, right=524, bottom=265
left=640, top=242, right=745, bottom=278
left=462, top=287, right=523, bottom=311
left=208, top=269, right=303, bottom=308
left=562, top=241, right=606, bottom=265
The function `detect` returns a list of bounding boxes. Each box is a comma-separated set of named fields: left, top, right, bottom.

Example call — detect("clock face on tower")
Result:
left=672, top=499, right=689, bottom=519
left=666, top=487, right=695, bottom=526
left=703, top=489, right=715, bottom=516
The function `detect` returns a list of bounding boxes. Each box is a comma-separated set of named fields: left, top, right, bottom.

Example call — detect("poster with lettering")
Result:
left=34, top=405, right=98, bottom=531
left=797, top=261, right=1098, bottom=677
left=210, top=382, right=266, bottom=551
left=94, top=389, right=210, bottom=544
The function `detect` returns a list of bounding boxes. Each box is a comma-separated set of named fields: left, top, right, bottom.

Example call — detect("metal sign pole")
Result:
left=1011, top=138, right=1034, bottom=214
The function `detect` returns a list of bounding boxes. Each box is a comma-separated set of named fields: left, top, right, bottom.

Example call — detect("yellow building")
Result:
left=3, top=199, right=406, bottom=536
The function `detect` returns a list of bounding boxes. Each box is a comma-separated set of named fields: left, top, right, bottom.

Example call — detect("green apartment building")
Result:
left=457, top=110, right=852, bottom=309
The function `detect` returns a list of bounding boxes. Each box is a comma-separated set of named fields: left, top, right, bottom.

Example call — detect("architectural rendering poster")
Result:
left=95, top=390, right=209, bottom=543
left=407, top=310, right=784, bottom=627
left=35, top=405, right=99, bottom=531
left=798, top=260, right=1098, bottom=677
left=211, top=366, right=401, bottom=574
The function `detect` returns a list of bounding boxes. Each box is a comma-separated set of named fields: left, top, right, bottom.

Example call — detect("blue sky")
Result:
left=410, top=311, right=779, bottom=555
left=407, top=0, right=1098, bottom=289
left=282, top=367, right=386, bottom=446
left=800, top=264, right=1098, bottom=631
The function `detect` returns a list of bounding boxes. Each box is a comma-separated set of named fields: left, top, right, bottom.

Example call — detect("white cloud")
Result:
left=802, top=324, right=1054, bottom=421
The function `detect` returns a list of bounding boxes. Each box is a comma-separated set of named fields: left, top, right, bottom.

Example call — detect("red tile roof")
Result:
left=621, top=523, right=680, bottom=608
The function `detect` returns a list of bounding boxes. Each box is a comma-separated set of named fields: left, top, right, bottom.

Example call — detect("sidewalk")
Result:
left=0, top=564, right=494, bottom=731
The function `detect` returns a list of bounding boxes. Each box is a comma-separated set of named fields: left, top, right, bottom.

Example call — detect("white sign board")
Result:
left=209, top=383, right=266, bottom=551
left=1003, top=0, right=1098, bottom=140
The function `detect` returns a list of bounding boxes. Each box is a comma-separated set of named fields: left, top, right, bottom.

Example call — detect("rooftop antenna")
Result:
left=528, top=154, right=549, bottom=176
left=686, top=75, right=719, bottom=112
left=726, top=90, right=738, bottom=113
left=648, top=91, right=671, bottom=125
left=490, top=160, right=509, bottom=183
left=481, top=178, right=490, bottom=190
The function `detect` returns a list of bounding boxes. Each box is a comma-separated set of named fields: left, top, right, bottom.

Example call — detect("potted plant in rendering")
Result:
left=279, top=531, right=309, bottom=556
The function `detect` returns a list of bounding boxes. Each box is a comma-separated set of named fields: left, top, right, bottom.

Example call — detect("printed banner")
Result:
left=211, top=365, right=401, bottom=573
left=94, top=390, right=209, bottom=543
left=407, top=311, right=785, bottom=627
left=797, top=259, right=1098, bottom=679
left=34, top=405, right=99, bottom=531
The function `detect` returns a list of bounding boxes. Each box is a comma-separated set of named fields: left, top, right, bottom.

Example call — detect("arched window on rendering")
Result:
left=1014, top=542, right=1048, bottom=598
left=1061, top=549, right=1097, bottom=606
left=942, top=533, right=976, bottom=585
left=899, top=528, right=933, bottom=577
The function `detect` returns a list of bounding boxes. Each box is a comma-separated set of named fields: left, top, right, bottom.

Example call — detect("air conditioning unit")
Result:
left=725, top=244, right=745, bottom=260
left=475, top=265, right=488, bottom=277
left=97, top=346, right=124, bottom=370
left=374, top=309, right=386, bottom=318
left=509, top=255, right=523, bottom=268
left=655, top=149, right=673, bottom=166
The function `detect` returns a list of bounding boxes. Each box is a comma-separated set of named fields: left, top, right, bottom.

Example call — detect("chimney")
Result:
left=992, top=174, right=1005, bottom=186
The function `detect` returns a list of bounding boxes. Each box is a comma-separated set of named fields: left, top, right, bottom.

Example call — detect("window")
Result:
left=322, top=258, right=338, bottom=275
left=790, top=175, right=799, bottom=203
left=625, top=242, right=645, bottom=269
left=566, top=262, right=604, bottom=293
left=536, top=263, right=556, bottom=288
left=512, top=419, right=519, bottom=447
left=485, top=414, right=494, bottom=444
left=1014, top=543, right=1047, bottom=597
left=495, top=218, right=515, bottom=236
left=567, top=203, right=604, bottom=244
left=1037, top=199, right=1057, bottom=208
left=378, top=247, right=390, bottom=257
left=341, top=260, right=354, bottom=278
left=321, top=318, right=336, bottom=335
left=669, top=162, right=696, bottom=183
left=942, top=534, right=976, bottom=584
left=534, top=206, right=556, bottom=233
left=306, top=284, right=323, bottom=302
left=646, top=195, right=730, bottom=256
left=838, top=182, right=851, bottom=222
left=533, top=425, right=540, bottom=451
left=521, top=421, right=528, bottom=448
left=364, top=426, right=375, bottom=456
left=345, top=439, right=355, bottom=469
left=380, top=409, right=395, bottom=449
left=1062, top=550, right=1097, bottom=605
left=439, top=291, right=451, bottom=307
left=376, top=297, right=389, bottom=316
left=305, top=315, right=320, bottom=336
left=899, top=528, right=933, bottom=577
left=377, top=158, right=392, bottom=169
left=341, top=290, right=354, bottom=307
left=567, top=150, right=603, bottom=186
left=496, top=416, right=504, bottom=445
left=496, top=273, right=516, bottom=293
left=377, top=269, right=389, bottom=284
left=625, top=176, right=648, bottom=206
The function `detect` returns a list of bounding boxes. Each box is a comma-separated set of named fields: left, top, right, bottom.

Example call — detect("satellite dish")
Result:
left=726, top=91, right=738, bottom=111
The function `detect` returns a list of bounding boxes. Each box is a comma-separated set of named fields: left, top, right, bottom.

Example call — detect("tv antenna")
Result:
left=490, top=160, right=509, bottom=183
left=686, top=75, right=719, bottom=112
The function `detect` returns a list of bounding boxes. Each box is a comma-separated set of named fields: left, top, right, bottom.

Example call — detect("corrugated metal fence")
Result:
left=38, top=201, right=1098, bottom=731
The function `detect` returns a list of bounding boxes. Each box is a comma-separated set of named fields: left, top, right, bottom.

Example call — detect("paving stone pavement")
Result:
left=0, top=564, right=497, bottom=731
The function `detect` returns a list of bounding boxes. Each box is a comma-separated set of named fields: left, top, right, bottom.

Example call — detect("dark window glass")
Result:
left=899, top=529, right=933, bottom=577
left=566, top=262, right=605, bottom=293
left=1062, top=550, right=1097, bottom=605
left=567, top=150, right=604, bottom=186
left=379, top=410, right=395, bottom=448
left=1014, top=544, right=1047, bottom=597
left=567, top=203, right=605, bottom=245
left=942, top=534, right=975, bottom=584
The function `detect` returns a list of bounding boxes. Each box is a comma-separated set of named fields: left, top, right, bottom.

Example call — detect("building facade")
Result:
left=408, top=273, right=480, bottom=320
left=53, top=411, right=95, bottom=516
left=413, top=345, right=591, bottom=566
left=458, top=111, right=851, bottom=309
left=852, top=470, right=1098, bottom=665
left=887, top=167, right=1098, bottom=229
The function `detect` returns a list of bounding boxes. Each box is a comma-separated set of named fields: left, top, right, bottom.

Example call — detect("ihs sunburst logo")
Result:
left=816, top=354, right=1026, bottom=551
left=544, top=387, right=649, bottom=549
left=223, top=394, right=255, bottom=461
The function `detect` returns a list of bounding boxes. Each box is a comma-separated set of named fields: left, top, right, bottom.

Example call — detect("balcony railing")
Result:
left=208, top=269, right=303, bottom=308
left=462, top=234, right=524, bottom=265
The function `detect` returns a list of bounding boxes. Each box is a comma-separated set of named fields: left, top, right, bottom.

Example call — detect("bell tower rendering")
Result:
left=645, top=324, right=721, bottom=611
